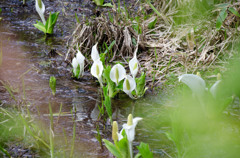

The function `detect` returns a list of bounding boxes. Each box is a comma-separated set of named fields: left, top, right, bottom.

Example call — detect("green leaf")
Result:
left=103, top=86, right=112, bottom=121
left=49, top=76, right=56, bottom=96
left=103, top=66, right=116, bottom=98
left=135, top=73, right=146, bottom=97
left=75, top=13, right=80, bottom=23
left=134, top=153, right=141, bottom=158
left=75, top=64, right=80, bottom=78
left=136, top=142, right=153, bottom=158
left=148, top=17, right=157, bottom=29
left=103, top=40, right=116, bottom=54
left=216, top=7, right=227, bottom=30
left=33, top=21, right=46, bottom=33
left=228, top=7, right=240, bottom=17
left=102, top=3, right=113, bottom=7
left=115, top=137, right=130, bottom=158
left=93, top=0, right=104, bottom=6
left=102, top=139, right=122, bottom=158
left=0, top=145, right=10, bottom=158
left=46, top=12, right=60, bottom=34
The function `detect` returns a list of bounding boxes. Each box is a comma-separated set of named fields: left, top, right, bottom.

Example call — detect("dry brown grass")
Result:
left=66, top=1, right=240, bottom=87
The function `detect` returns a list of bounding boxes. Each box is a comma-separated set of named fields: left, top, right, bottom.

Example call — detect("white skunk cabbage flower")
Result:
left=123, top=75, right=136, bottom=99
left=210, top=80, right=221, bottom=98
left=120, top=114, right=142, bottom=158
left=72, top=50, right=85, bottom=78
left=210, top=73, right=221, bottom=98
left=72, top=57, right=78, bottom=76
left=35, top=0, right=46, bottom=25
left=76, top=50, right=85, bottom=77
left=179, top=74, right=221, bottom=99
left=91, top=43, right=100, bottom=62
left=110, top=64, right=126, bottom=86
left=129, top=55, right=139, bottom=79
left=179, top=74, right=206, bottom=99
left=91, top=59, right=103, bottom=87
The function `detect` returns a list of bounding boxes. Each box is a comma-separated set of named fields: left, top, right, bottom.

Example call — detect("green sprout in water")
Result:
left=92, top=0, right=113, bottom=7
left=33, top=0, right=59, bottom=35
left=49, top=76, right=56, bottom=96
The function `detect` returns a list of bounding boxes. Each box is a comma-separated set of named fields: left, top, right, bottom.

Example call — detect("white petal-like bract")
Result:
left=179, top=74, right=206, bottom=99
left=91, top=59, right=103, bottom=79
left=35, top=0, right=46, bottom=25
left=91, top=43, right=100, bottom=62
left=129, top=56, right=139, bottom=79
left=210, top=80, right=221, bottom=98
left=123, top=75, right=136, bottom=96
left=110, top=64, right=126, bottom=85
left=76, top=50, right=85, bottom=77
left=122, top=117, right=142, bottom=142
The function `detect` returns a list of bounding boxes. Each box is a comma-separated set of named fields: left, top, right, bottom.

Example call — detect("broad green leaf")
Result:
left=136, top=142, right=153, bottom=158
left=135, top=72, right=146, bottom=97
left=228, top=7, right=240, bottom=17
left=33, top=21, right=46, bottom=33
left=46, top=12, right=60, bottom=34
left=115, top=137, right=130, bottom=158
left=102, top=139, right=122, bottom=158
left=216, top=7, right=227, bottom=30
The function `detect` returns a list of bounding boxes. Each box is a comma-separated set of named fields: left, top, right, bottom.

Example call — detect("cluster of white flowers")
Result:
left=71, top=43, right=140, bottom=99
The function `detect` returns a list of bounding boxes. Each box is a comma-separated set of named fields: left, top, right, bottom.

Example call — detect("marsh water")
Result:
left=0, top=0, right=168, bottom=157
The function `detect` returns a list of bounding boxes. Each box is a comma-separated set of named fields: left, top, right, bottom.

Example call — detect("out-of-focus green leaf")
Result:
left=216, top=7, right=227, bottom=30
left=115, top=137, right=130, bottom=158
left=102, top=3, right=113, bottom=7
left=102, top=139, right=122, bottom=158
left=228, top=7, right=240, bottom=17
left=75, top=13, right=80, bottom=24
left=148, top=17, right=157, bottom=29
left=136, top=142, right=153, bottom=158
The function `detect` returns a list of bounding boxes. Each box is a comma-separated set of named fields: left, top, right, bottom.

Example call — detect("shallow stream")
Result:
left=0, top=0, right=168, bottom=157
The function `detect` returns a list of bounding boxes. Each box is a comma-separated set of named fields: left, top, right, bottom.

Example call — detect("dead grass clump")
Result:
left=66, top=1, right=240, bottom=88
left=66, top=16, right=139, bottom=63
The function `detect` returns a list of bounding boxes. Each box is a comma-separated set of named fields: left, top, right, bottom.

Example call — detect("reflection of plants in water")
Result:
left=103, top=114, right=153, bottom=158
left=33, top=0, right=59, bottom=35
